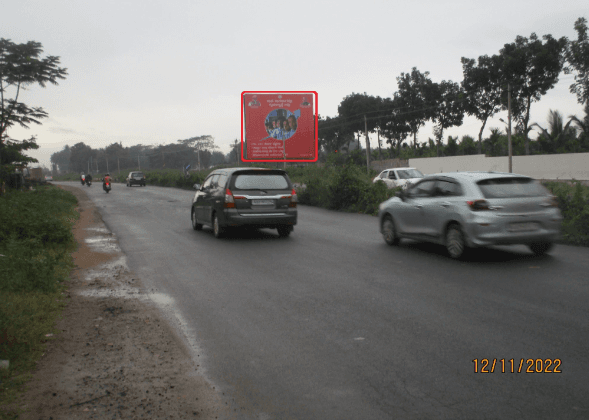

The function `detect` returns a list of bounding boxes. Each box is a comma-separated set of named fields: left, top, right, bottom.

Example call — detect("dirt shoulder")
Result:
left=13, top=185, right=232, bottom=420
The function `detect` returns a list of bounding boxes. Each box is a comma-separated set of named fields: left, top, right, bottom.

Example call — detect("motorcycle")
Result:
left=103, top=181, right=111, bottom=193
left=86, top=179, right=92, bottom=187
left=80, top=178, right=85, bottom=185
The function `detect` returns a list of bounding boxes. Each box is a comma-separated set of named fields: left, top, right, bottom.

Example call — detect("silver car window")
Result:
left=388, top=172, right=397, bottom=179
left=434, top=180, right=462, bottom=197
left=477, top=178, right=549, bottom=198
left=380, top=171, right=388, bottom=179
left=408, top=180, right=436, bottom=197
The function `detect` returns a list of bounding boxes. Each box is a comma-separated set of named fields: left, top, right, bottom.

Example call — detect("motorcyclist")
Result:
left=80, top=172, right=86, bottom=185
left=85, top=173, right=93, bottom=184
left=103, top=173, right=112, bottom=193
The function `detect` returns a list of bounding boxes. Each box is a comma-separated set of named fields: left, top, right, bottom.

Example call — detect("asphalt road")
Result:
left=57, top=181, right=589, bottom=420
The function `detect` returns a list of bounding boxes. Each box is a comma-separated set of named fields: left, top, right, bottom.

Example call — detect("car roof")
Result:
left=211, top=167, right=287, bottom=176
left=382, top=167, right=418, bottom=171
left=428, top=171, right=531, bottom=181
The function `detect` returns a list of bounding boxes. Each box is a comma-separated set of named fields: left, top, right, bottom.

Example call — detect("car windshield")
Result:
left=397, top=169, right=424, bottom=179
left=477, top=177, right=550, bottom=198
left=233, top=174, right=289, bottom=190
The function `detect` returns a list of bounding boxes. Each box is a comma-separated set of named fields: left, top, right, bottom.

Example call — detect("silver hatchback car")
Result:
left=378, top=172, right=563, bottom=258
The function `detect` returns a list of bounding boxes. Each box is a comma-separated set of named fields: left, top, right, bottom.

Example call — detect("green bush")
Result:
left=544, top=181, right=589, bottom=246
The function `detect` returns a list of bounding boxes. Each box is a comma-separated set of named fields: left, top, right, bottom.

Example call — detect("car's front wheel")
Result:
left=277, top=225, right=293, bottom=237
left=191, top=209, right=202, bottom=231
left=529, top=242, right=554, bottom=256
left=382, top=215, right=400, bottom=246
left=213, top=214, right=224, bottom=238
left=446, top=224, right=467, bottom=259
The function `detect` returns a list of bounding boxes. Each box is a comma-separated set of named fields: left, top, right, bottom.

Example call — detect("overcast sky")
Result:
left=2, top=0, right=587, bottom=168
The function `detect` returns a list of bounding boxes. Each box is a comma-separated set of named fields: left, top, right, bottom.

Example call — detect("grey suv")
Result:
left=191, top=168, right=298, bottom=238
left=126, top=171, right=146, bottom=187
left=378, top=172, right=562, bottom=258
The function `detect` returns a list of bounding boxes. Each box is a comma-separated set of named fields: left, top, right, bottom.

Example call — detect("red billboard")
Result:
left=242, top=91, right=318, bottom=162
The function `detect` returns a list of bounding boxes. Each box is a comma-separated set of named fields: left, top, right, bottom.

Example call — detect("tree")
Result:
left=530, top=109, right=578, bottom=153
left=500, top=33, right=567, bottom=154
left=430, top=80, right=464, bottom=156
left=318, top=115, right=353, bottom=154
left=68, top=142, right=95, bottom=174
left=50, top=144, right=71, bottom=173
left=178, top=135, right=217, bottom=170
left=564, top=17, right=589, bottom=105
left=0, top=38, right=67, bottom=185
left=394, top=68, right=435, bottom=149
left=461, top=54, right=504, bottom=153
left=379, top=96, right=411, bottom=155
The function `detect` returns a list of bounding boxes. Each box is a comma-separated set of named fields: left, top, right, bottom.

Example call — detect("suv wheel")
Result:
left=213, top=214, right=224, bottom=238
left=382, top=215, right=400, bottom=246
left=191, top=209, right=202, bottom=231
left=277, top=225, right=293, bottom=237
left=529, top=242, right=554, bottom=256
left=446, top=224, right=467, bottom=259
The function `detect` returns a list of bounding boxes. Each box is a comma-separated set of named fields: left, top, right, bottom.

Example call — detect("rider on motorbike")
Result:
left=80, top=172, right=86, bottom=185
left=85, top=173, right=93, bottom=184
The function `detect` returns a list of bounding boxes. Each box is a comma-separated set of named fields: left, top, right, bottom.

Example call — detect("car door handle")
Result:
left=440, top=201, right=451, bottom=207
left=414, top=204, right=423, bottom=209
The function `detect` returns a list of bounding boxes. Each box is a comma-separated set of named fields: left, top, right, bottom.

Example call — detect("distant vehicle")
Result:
left=191, top=167, right=297, bottom=238
left=45, top=175, right=53, bottom=181
left=126, top=171, right=146, bottom=187
left=378, top=172, right=563, bottom=259
left=373, top=167, right=424, bottom=190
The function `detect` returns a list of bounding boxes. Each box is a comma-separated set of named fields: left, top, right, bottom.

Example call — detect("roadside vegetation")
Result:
left=543, top=181, right=589, bottom=246
left=0, top=185, right=78, bottom=419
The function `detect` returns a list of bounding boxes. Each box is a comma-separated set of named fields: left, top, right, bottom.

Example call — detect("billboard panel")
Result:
left=242, top=91, right=318, bottom=162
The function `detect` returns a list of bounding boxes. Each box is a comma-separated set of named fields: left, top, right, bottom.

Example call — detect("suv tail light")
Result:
left=224, top=188, right=235, bottom=208
left=289, top=188, right=298, bottom=208
left=467, top=199, right=490, bottom=211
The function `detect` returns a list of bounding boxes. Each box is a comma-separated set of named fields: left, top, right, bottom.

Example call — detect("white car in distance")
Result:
left=373, top=167, right=425, bottom=189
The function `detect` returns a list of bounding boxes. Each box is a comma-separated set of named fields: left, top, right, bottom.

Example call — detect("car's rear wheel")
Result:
left=382, top=215, right=400, bottom=246
left=529, top=242, right=554, bottom=256
left=277, top=225, right=293, bottom=237
left=213, top=214, right=224, bottom=238
left=446, top=224, right=466, bottom=259
left=191, top=209, right=202, bottom=231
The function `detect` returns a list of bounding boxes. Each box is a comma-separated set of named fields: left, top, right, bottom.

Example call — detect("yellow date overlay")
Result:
left=472, top=359, right=562, bottom=373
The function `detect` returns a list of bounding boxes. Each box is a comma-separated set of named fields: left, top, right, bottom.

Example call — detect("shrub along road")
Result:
left=36, top=181, right=589, bottom=420
left=6, top=185, right=231, bottom=420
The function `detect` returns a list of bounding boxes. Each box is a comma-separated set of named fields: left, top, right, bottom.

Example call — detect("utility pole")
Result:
left=508, top=83, right=513, bottom=173
left=87, top=161, right=89, bottom=174
left=117, top=157, right=120, bottom=174
left=138, top=155, right=140, bottom=170
left=106, top=158, right=109, bottom=173
left=234, top=139, right=240, bottom=166
left=364, top=115, right=371, bottom=175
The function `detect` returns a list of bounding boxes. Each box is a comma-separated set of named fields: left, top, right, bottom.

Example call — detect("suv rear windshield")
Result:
left=132, top=173, right=144, bottom=178
left=477, top=177, right=550, bottom=198
left=232, top=173, right=289, bottom=190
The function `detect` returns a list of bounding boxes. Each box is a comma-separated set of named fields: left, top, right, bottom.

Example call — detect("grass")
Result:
left=0, top=185, right=78, bottom=419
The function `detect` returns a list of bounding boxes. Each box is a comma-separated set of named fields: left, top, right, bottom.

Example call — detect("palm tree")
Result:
left=530, top=109, right=578, bottom=153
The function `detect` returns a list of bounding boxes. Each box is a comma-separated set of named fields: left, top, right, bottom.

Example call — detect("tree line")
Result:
left=318, top=17, right=589, bottom=160
left=49, top=136, right=244, bottom=175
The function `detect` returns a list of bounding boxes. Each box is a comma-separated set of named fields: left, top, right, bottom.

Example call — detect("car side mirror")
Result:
left=395, top=190, right=404, bottom=200
left=193, top=184, right=201, bottom=190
